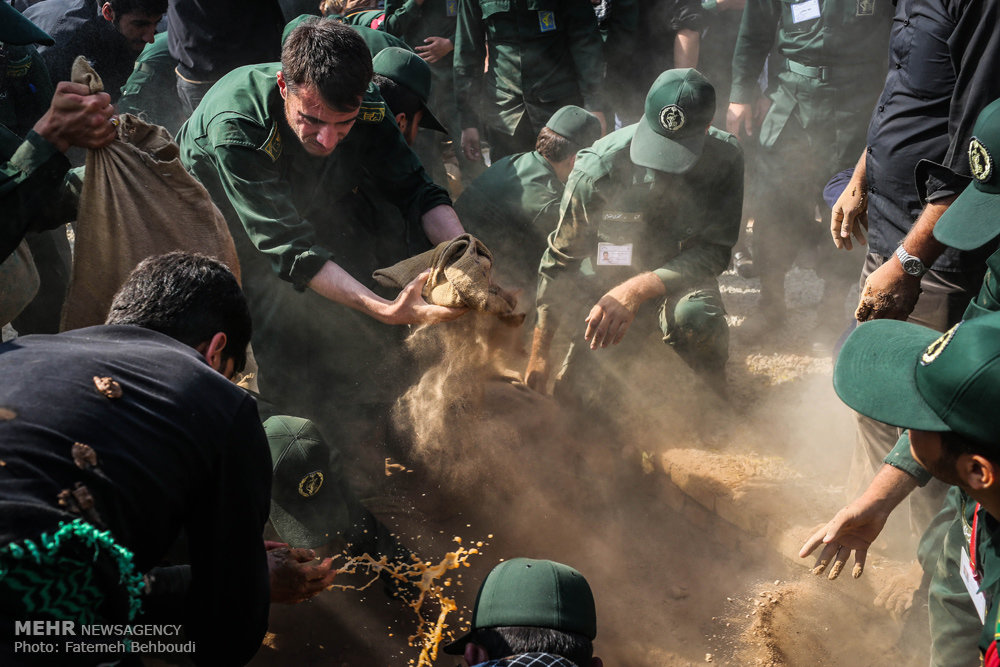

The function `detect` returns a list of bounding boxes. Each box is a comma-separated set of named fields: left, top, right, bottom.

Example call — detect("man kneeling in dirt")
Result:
left=524, top=69, right=743, bottom=399
left=443, top=558, right=603, bottom=667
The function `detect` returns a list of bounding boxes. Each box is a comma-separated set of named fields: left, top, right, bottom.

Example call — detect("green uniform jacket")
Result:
left=454, top=150, right=563, bottom=286
left=730, top=0, right=892, bottom=104
left=176, top=63, right=451, bottom=291
left=384, top=0, right=458, bottom=48
left=117, top=32, right=188, bottom=136
left=535, top=124, right=743, bottom=331
left=0, top=45, right=77, bottom=263
left=453, top=0, right=604, bottom=135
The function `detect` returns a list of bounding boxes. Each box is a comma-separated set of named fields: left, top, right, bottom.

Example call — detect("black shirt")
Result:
left=167, top=0, right=284, bottom=81
left=24, top=0, right=138, bottom=101
left=0, top=325, right=272, bottom=665
left=865, top=0, right=1000, bottom=271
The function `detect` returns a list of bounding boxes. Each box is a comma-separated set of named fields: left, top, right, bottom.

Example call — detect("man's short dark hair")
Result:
left=107, top=0, right=168, bottom=15
left=105, top=252, right=252, bottom=373
left=469, top=626, right=593, bottom=666
left=281, top=18, right=373, bottom=112
left=372, top=73, right=421, bottom=123
left=940, top=430, right=1000, bottom=468
left=536, top=127, right=578, bottom=163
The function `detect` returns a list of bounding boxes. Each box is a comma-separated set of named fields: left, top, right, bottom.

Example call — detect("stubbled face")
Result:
left=278, top=74, right=359, bottom=157
left=114, top=11, right=160, bottom=52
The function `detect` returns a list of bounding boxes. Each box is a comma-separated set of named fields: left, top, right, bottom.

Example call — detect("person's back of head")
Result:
left=106, top=0, right=168, bottom=15
left=281, top=16, right=373, bottom=112
left=372, top=73, right=421, bottom=125
left=444, top=558, right=601, bottom=667
left=537, top=106, right=602, bottom=175
left=104, top=251, right=252, bottom=373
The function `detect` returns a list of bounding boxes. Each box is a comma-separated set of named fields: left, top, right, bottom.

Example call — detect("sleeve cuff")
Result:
left=883, top=431, right=933, bottom=487
left=10, top=131, right=64, bottom=175
left=288, top=246, right=335, bottom=291
left=729, top=83, right=759, bottom=105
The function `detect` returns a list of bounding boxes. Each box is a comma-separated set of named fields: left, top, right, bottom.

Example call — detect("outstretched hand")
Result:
left=266, top=541, right=338, bottom=604
left=799, top=499, right=892, bottom=580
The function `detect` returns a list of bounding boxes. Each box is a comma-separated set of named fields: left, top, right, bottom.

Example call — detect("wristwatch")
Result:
left=895, top=244, right=928, bottom=277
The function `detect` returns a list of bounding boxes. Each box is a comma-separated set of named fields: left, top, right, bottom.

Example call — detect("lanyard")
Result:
left=971, top=502, right=983, bottom=584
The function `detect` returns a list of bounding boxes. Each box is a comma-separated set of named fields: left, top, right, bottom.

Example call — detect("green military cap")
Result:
left=0, top=3, right=54, bottom=46
left=372, top=46, right=446, bottom=133
left=630, top=68, right=716, bottom=174
left=443, top=558, right=597, bottom=655
left=265, top=415, right=351, bottom=549
left=833, top=311, right=1000, bottom=448
left=545, top=105, right=601, bottom=148
left=933, top=97, right=1000, bottom=251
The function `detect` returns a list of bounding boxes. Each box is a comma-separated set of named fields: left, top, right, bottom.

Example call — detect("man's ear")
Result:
left=394, top=111, right=408, bottom=134
left=958, top=453, right=997, bottom=492
left=464, top=642, right=489, bottom=666
left=194, top=332, right=229, bottom=373
left=100, top=2, right=115, bottom=21
left=277, top=70, right=288, bottom=99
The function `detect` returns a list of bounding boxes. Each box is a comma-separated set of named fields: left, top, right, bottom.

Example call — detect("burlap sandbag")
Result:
left=0, top=240, right=40, bottom=326
left=373, top=233, right=523, bottom=324
left=60, top=57, right=240, bottom=331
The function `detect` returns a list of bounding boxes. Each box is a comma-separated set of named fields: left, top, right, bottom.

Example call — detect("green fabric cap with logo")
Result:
left=833, top=311, right=1000, bottom=447
left=443, top=558, right=597, bottom=655
left=265, top=415, right=351, bottom=549
left=933, top=97, right=1000, bottom=251
left=372, top=46, right=446, bottom=133
left=630, top=68, right=716, bottom=174
left=545, top=105, right=601, bottom=149
left=0, top=3, right=54, bottom=46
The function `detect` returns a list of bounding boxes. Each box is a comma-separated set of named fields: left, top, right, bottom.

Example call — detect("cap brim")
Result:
left=269, top=485, right=352, bottom=550
left=419, top=104, right=447, bottom=133
left=833, top=320, right=951, bottom=432
left=933, top=181, right=1000, bottom=250
left=0, top=3, right=55, bottom=46
left=442, top=630, right=474, bottom=655
left=629, top=120, right=704, bottom=174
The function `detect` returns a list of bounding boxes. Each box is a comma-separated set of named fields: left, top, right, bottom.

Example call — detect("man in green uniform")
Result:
left=728, top=0, right=891, bottom=332
left=0, top=3, right=115, bottom=325
left=453, top=0, right=606, bottom=163
left=524, top=69, right=743, bottom=397
left=801, top=99, right=1000, bottom=666
left=177, top=18, right=464, bottom=461
left=455, top=104, right=601, bottom=294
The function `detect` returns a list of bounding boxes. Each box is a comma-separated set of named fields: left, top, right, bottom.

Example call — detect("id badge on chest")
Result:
left=790, top=0, right=820, bottom=23
left=596, top=242, right=633, bottom=266
left=960, top=547, right=988, bottom=624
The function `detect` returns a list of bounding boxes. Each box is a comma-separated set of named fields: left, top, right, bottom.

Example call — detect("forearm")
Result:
left=899, top=196, right=957, bottom=267
left=307, top=260, right=396, bottom=323
left=860, top=464, right=920, bottom=514
left=674, top=28, right=700, bottom=69
left=610, top=271, right=667, bottom=310
left=421, top=204, right=464, bottom=244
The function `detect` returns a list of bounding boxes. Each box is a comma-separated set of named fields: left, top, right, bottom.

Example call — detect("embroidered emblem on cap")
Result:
left=659, top=105, right=685, bottom=133
left=921, top=322, right=961, bottom=365
left=298, top=471, right=324, bottom=497
left=969, top=137, right=992, bottom=183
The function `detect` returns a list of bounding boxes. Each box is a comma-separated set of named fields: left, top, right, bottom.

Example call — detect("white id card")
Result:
left=960, top=547, right=987, bottom=624
left=596, top=242, right=632, bottom=266
left=791, top=0, right=821, bottom=23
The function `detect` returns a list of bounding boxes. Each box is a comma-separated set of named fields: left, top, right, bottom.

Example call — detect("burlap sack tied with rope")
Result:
left=373, top=233, right=524, bottom=325
left=60, top=57, right=241, bottom=331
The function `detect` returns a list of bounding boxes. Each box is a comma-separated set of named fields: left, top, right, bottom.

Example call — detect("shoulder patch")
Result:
left=358, top=101, right=386, bottom=124
left=6, top=53, right=33, bottom=79
left=260, top=122, right=282, bottom=162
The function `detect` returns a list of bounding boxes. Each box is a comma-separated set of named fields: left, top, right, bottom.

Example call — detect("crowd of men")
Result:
left=2, top=0, right=1000, bottom=664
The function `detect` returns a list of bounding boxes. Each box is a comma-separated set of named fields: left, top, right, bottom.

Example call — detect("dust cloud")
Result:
left=376, top=265, right=926, bottom=666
